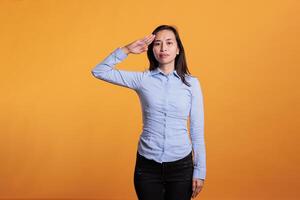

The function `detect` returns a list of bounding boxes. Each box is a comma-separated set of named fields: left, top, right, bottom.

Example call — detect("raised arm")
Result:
left=91, top=47, right=143, bottom=90
left=189, top=77, right=206, bottom=181
left=91, top=34, right=156, bottom=90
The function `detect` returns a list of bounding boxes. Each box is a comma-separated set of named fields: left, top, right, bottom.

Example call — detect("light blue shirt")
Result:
left=91, top=47, right=206, bottom=180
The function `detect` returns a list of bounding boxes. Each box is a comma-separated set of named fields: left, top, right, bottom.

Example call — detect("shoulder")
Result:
left=133, top=69, right=151, bottom=84
left=185, top=74, right=201, bottom=86
left=141, top=69, right=152, bottom=78
left=185, top=75, right=203, bottom=97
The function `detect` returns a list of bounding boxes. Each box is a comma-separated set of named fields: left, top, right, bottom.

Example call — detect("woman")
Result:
left=91, top=25, right=206, bottom=200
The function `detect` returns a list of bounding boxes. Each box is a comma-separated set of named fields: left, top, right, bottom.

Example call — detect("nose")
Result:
left=160, top=43, right=166, bottom=52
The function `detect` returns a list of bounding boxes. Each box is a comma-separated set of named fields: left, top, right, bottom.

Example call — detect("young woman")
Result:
left=91, top=25, right=206, bottom=200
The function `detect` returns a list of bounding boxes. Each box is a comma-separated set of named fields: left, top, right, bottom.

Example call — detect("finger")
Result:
left=192, top=180, right=196, bottom=192
left=141, top=34, right=152, bottom=43
left=145, top=34, right=156, bottom=44
left=142, top=46, right=148, bottom=52
left=140, top=39, right=149, bottom=46
left=137, top=40, right=148, bottom=48
left=142, top=34, right=155, bottom=45
left=146, top=34, right=155, bottom=40
left=192, top=190, right=197, bottom=199
left=146, top=34, right=155, bottom=41
left=198, top=186, right=203, bottom=193
left=193, top=181, right=202, bottom=197
left=192, top=180, right=196, bottom=198
left=193, top=186, right=199, bottom=198
left=195, top=184, right=203, bottom=197
left=141, top=45, right=148, bottom=52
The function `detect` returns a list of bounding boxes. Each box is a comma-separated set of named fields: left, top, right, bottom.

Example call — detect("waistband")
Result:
left=137, top=151, right=193, bottom=166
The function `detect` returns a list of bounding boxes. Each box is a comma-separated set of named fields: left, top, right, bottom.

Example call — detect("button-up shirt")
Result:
left=91, top=47, right=206, bottom=180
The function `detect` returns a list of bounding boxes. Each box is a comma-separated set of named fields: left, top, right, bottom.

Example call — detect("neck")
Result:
left=159, top=62, right=175, bottom=75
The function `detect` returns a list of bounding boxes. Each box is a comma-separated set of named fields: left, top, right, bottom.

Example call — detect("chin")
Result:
left=158, top=58, right=174, bottom=63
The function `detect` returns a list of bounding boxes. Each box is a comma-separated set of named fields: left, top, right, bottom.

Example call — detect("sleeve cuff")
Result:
left=193, top=168, right=206, bottom=180
left=115, top=47, right=128, bottom=60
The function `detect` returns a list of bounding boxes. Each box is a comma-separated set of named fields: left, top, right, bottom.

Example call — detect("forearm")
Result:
left=192, top=139, right=206, bottom=180
left=91, top=47, right=143, bottom=90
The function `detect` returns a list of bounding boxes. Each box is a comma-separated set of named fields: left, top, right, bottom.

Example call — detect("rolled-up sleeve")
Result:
left=91, top=47, right=143, bottom=90
left=189, top=77, right=206, bottom=180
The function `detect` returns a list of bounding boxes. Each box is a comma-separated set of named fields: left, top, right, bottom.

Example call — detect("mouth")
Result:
left=159, top=54, right=169, bottom=58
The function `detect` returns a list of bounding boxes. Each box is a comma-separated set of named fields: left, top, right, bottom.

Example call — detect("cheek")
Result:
left=153, top=46, right=159, bottom=52
left=152, top=47, right=159, bottom=57
left=171, top=46, right=178, bottom=54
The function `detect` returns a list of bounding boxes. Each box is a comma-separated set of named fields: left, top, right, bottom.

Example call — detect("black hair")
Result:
left=147, top=25, right=191, bottom=87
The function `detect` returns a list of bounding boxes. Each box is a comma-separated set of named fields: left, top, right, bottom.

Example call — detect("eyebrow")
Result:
left=154, top=38, right=174, bottom=42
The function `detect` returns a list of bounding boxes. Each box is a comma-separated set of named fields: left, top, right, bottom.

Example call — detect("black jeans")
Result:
left=134, top=151, right=194, bottom=200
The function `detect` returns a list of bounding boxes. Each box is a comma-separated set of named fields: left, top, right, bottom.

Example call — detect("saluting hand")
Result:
left=121, top=34, right=156, bottom=55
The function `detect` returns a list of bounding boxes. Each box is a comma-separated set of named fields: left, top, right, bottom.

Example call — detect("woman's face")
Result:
left=152, top=29, right=179, bottom=67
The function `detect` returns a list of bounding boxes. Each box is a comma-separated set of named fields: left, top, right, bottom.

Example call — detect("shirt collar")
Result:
left=150, top=68, right=181, bottom=79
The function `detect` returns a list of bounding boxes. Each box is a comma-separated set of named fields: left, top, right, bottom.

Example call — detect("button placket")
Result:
left=164, top=76, right=170, bottom=128
left=162, top=76, right=170, bottom=159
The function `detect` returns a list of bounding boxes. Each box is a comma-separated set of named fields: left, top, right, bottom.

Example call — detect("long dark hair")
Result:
left=147, top=25, right=192, bottom=87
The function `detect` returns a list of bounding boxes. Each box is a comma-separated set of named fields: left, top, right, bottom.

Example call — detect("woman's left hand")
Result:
left=192, top=178, right=204, bottom=198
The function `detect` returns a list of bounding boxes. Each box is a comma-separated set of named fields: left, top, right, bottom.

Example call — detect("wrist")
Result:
left=121, top=46, right=130, bottom=55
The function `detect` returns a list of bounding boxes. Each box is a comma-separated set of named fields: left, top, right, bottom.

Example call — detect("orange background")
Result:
left=0, top=0, right=299, bottom=199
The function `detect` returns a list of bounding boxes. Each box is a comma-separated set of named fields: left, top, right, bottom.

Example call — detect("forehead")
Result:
left=154, top=30, right=176, bottom=41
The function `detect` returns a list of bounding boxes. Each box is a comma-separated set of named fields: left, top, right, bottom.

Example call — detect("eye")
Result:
left=154, top=43, right=160, bottom=46
left=167, top=42, right=173, bottom=45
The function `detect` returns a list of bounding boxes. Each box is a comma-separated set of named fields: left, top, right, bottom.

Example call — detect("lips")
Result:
left=159, top=54, right=169, bottom=58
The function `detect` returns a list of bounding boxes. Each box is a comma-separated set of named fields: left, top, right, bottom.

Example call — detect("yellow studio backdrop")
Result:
left=0, top=0, right=299, bottom=199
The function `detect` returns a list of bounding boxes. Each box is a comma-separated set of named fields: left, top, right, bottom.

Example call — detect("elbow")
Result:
left=91, top=68, right=107, bottom=81
left=91, top=69, right=96, bottom=77
left=91, top=69, right=101, bottom=79
left=91, top=64, right=112, bottom=81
